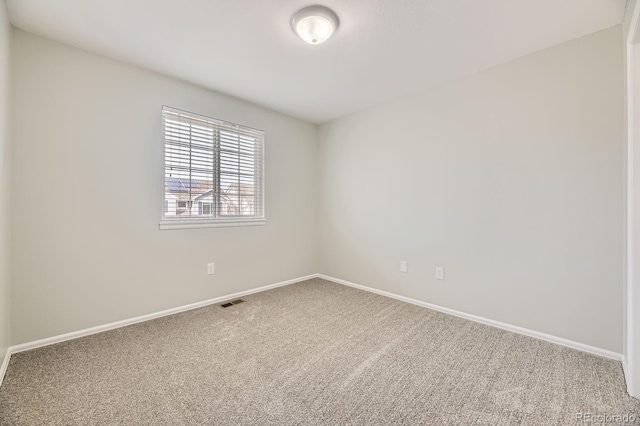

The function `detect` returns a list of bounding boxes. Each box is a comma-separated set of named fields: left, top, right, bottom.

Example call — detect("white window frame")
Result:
left=160, top=106, right=266, bottom=230
left=199, top=201, right=213, bottom=216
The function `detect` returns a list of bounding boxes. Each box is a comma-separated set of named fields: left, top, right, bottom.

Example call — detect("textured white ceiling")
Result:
left=6, top=0, right=627, bottom=124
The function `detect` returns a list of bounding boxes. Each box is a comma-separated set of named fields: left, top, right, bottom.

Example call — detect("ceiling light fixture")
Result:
left=291, top=5, right=339, bottom=45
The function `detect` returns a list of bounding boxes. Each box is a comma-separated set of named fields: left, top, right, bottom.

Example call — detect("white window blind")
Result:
left=161, top=106, right=265, bottom=229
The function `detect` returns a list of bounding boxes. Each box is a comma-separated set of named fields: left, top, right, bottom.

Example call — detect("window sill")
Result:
left=159, top=219, right=267, bottom=230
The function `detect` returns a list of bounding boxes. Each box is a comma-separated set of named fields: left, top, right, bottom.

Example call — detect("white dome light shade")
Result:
left=292, top=6, right=339, bottom=45
left=296, top=16, right=333, bottom=44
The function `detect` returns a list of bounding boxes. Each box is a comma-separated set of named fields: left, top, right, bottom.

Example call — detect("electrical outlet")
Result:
left=435, top=266, right=444, bottom=280
left=400, top=261, right=408, bottom=273
left=207, top=263, right=215, bottom=275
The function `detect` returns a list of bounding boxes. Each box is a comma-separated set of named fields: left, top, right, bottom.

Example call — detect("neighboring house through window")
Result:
left=160, top=106, right=265, bottom=229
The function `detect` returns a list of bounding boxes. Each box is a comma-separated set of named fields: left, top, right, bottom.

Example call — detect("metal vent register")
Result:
left=219, top=299, right=245, bottom=308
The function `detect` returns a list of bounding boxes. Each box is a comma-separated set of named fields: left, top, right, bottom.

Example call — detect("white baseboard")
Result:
left=0, top=347, right=10, bottom=388
left=9, top=274, right=318, bottom=355
left=318, top=274, right=623, bottom=362
left=622, top=355, right=638, bottom=399
left=2, top=272, right=623, bottom=388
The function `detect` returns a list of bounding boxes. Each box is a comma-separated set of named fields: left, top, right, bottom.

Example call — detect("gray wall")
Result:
left=7, top=24, right=626, bottom=355
left=318, top=27, right=624, bottom=352
left=0, top=2, right=11, bottom=360
left=10, top=30, right=319, bottom=345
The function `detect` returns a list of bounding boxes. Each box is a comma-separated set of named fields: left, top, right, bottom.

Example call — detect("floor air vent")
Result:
left=219, top=299, right=245, bottom=308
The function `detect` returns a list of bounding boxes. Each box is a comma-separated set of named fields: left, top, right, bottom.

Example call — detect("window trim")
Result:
left=159, top=218, right=267, bottom=230
left=159, top=106, right=266, bottom=230
left=199, top=201, right=213, bottom=216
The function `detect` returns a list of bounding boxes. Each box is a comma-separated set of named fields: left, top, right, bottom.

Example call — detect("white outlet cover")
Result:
left=436, top=266, right=445, bottom=280
left=207, top=263, right=215, bottom=275
left=400, top=261, right=408, bottom=273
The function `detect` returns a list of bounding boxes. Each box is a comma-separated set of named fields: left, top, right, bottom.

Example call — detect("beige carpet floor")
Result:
left=0, top=278, right=638, bottom=425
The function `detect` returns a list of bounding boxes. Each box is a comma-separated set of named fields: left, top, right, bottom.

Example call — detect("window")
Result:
left=199, top=202, right=212, bottom=216
left=160, top=106, right=265, bottom=229
left=176, top=201, right=188, bottom=214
